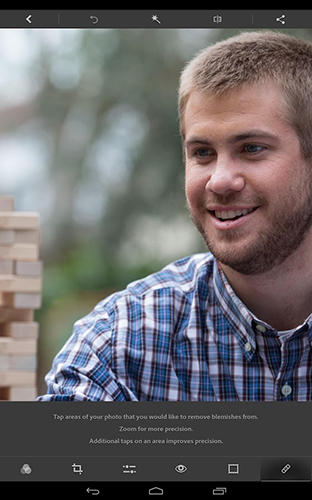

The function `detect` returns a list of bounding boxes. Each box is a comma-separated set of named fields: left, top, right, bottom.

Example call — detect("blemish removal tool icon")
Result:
left=281, top=463, right=291, bottom=474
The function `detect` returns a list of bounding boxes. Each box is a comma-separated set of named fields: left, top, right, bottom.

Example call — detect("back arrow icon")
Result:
left=86, top=488, right=100, bottom=496
left=26, top=14, right=32, bottom=24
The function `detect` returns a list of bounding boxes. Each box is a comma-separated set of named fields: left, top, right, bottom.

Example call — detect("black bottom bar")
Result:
left=0, top=481, right=311, bottom=497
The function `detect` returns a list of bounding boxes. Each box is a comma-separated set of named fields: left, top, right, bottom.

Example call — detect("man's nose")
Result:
left=206, top=158, right=245, bottom=195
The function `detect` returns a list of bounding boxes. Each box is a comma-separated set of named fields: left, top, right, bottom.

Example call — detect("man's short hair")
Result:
left=178, top=31, right=312, bottom=159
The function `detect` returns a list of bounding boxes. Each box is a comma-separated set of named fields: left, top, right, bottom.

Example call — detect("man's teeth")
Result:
left=215, top=208, right=254, bottom=220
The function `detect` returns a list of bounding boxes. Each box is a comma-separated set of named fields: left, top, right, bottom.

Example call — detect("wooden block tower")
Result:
left=0, top=196, right=41, bottom=401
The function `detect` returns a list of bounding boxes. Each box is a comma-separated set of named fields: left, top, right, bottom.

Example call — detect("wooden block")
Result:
left=15, top=261, right=42, bottom=277
left=0, top=196, right=14, bottom=211
left=0, top=386, right=9, bottom=399
left=1, top=293, right=41, bottom=309
left=0, top=386, right=8, bottom=399
left=9, top=354, right=37, bottom=371
left=2, top=386, right=37, bottom=401
left=0, top=230, right=14, bottom=245
left=0, top=275, right=41, bottom=293
left=0, top=212, right=39, bottom=230
left=0, top=355, right=9, bottom=370
left=0, top=260, right=13, bottom=274
left=0, top=371, right=36, bottom=386
left=14, top=230, right=40, bottom=245
left=0, top=338, right=36, bottom=354
left=0, top=354, right=36, bottom=371
left=0, top=322, right=38, bottom=339
left=0, top=244, right=38, bottom=261
left=0, top=306, right=33, bottom=322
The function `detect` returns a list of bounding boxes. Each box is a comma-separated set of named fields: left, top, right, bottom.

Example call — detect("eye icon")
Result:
left=175, top=464, right=188, bottom=474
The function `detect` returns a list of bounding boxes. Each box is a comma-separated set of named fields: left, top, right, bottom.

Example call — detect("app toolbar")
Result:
left=0, top=456, right=311, bottom=482
left=0, top=10, right=310, bottom=29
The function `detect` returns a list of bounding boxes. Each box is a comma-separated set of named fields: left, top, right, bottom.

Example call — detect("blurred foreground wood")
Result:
left=0, top=196, right=41, bottom=401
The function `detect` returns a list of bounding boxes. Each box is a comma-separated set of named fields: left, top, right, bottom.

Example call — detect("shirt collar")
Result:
left=212, top=257, right=312, bottom=350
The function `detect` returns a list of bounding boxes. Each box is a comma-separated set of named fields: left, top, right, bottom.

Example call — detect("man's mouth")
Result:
left=212, top=207, right=258, bottom=221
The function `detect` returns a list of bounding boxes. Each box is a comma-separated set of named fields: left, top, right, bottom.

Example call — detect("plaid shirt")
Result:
left=37, top=253, right=312, bottom=401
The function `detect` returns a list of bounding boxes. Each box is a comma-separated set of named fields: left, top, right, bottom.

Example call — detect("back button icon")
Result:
left=86, top=488, right=100, bottom=496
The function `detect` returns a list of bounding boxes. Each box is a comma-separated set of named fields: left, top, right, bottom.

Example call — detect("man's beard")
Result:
left=187, top=183, right=312, bottom=276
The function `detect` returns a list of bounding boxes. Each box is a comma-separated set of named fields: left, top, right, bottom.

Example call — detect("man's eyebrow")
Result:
left=185, top=130, right=279, bottom=146
left=228, top=130, right=279, bottom=143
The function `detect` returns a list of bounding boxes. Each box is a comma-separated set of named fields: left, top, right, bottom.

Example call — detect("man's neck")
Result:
left=219, top=233, right=312, bottom=331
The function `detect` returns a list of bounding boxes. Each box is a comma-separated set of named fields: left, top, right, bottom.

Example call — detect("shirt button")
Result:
left=255, top=324, right=266, bottom=333
left=281, top=384, right=292, bottom=397
left=245, top=342, right=252, bottom=352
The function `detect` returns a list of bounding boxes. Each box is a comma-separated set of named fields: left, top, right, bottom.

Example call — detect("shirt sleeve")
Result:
left=36, top=299, right=139, bottom=402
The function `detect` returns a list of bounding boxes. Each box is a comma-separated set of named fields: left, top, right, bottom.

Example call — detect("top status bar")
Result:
left=0, top=10, right=311, bottom=29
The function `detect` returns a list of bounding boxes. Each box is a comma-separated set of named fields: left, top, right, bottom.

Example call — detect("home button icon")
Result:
left=148, top=486, right=164, bottom=495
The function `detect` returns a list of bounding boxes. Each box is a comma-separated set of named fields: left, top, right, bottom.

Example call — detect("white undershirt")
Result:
left=276, top=327, right=298, bottom=340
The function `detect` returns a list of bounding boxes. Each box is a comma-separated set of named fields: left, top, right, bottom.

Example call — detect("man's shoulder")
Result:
left=125, top=252, right=214, bottom=297
left=74, top=252, right=214, bottom=334
left=92, top=252, right=213, bottom=313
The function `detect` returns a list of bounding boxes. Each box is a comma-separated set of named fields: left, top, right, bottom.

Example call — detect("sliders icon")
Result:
left=122, top=464, right=137, bottom=474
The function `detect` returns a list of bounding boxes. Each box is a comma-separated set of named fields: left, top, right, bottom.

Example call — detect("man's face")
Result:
left=184, top=82, right=312, bottom=275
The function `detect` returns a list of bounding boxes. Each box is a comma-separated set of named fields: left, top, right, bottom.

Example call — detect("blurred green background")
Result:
left=0, top=27, right=310, bottom=394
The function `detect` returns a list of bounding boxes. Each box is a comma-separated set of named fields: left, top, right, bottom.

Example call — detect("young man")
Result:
left=38, top=31, right=312, bottom=401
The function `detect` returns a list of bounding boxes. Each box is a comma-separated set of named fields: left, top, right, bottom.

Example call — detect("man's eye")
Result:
left=194, top=148, right=212, bottom=157
left=243, top=144, right=265, bottom=154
